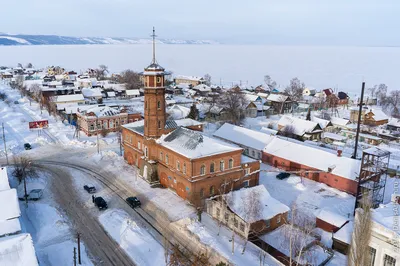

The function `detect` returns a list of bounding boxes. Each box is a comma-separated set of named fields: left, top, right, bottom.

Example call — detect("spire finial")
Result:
left=151, top=26, right=157, bottom=64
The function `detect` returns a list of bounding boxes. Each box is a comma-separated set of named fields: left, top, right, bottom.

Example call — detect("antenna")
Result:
left=151, top=27, right=157, bottom=64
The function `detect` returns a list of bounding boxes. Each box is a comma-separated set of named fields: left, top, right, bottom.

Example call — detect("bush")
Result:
left=100, top=128, right=109, bottom=137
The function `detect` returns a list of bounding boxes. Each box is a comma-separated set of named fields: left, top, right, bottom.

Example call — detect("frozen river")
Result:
left=0, top=44, right=398, bottom=93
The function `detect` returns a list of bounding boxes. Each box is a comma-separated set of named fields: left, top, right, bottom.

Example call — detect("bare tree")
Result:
left=96, top=65, right=109, bottom=80
left=12, top=156, right=38, bottom=205
left=17, top=63, right=23, bottom=68
left=264, top=75, right=277, bottom=90
left=284, top=77, right=305, bottom=101
left=375, top=83, right=388, bottom=103
left=119, top=69, right=142, bottom=90
left=281, top=125, right=296, bottom=138
left=380, top=90, right=400, bottom=117
left=217, top=87, right=248, bottom=125
left=283, top=204, right=317, bottom=266
left=348, top=197, right=373, bottom=266
left=26, top=63, right=33, bottom=69
left=238, top=189, right=263, bottom=254
left=100, top=128, right=109, bottom=138
left=204, top=74, right=211, bottom=86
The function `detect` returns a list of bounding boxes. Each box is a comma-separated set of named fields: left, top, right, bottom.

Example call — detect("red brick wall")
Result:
left=262, top=152, right=358, bottom=195
left=316, top=218, right=340, bottom=233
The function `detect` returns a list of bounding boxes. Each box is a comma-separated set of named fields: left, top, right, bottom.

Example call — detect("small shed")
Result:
left=332, top=221, right=354, bottom=254
left=316, top=209, right=348, bottom=233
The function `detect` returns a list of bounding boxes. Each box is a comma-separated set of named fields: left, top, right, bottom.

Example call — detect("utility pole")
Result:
left=77, top=233, right=81, bottom=264
left=73, top=247, right=77, bottom=266
left=352, top=82, right=365, bottom=159
left=2, top=123, right=8, bottom=165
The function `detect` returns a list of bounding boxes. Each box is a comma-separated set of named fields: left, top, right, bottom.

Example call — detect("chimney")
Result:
left=337, top=150, right=342, bottom=157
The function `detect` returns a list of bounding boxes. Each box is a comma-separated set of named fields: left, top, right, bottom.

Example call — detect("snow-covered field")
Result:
left=1, top=44, right=399, bottom=91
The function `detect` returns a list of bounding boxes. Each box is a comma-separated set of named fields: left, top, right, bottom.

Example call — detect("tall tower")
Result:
left=142, top=27, right=168, bottom=139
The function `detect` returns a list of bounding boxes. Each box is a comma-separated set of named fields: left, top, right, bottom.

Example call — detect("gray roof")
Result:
left=165, top=120, right=178, bottom=129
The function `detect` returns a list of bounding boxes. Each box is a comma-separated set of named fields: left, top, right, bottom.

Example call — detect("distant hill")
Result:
left=0, top=34, right=218, bottom=46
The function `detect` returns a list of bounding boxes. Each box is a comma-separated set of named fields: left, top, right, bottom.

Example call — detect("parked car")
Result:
left=126, top=196, right=141, bottom=209
left=83, top=185, right=96, bottom=194
left=24, top=143, right=31, bottom=150
left=276, top=172, right=290, bottom=180
left=94, top=197, right=108, bottom=210
left=14, top=100, right=19, bottom=104
left=19, top=189, right=43, bottom=201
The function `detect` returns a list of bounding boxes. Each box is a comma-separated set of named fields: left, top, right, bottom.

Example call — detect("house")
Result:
left=330, top=117, right=351, bottom=129
left=174, top=75, right=205, bottom=86
left=81, top=88, right=102, bottom=102
left=322, top=132, right=347, bottom=145
left=206, top=185, right=289, bottom=239
left=53, top=94, right=85, bottom=105
left=364, top=108, right=389, bottom=126
left=125, top=89, right=141, bottom=98
left=265, top=94, right=294, bottom=114
left=122, top=41, right=260, bottom=206
left=302, top=87, right=316, bottom=96
left=167, top=104, right=190, bottom=120
left=341, top=130, right=383, bottom=145
left=262, top=137, right=361, bottom=195
left=334, top=196, right=400, bottom=264
left=316, top=209, right=348, bottom=233
left=77, top=106, right=129, bottom=136
left=337, top=91, right=349, bottom=105
left=277, top=116, right=323, bottom=141
left=213, top=123, right=273, bottom=160
left=312, top=117, right=334, bottom=132
left=193, top=84, right=211, bottom=96
left=387, top=118, right=400, bottom=132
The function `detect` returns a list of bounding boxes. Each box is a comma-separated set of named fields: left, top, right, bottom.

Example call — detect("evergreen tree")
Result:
left=187, top=104, right=199, bottom=120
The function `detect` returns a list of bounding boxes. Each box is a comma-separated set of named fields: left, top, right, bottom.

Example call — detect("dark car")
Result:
left=83, top=184, right=96, bottom=194
left=276, top=172, right=290, bottom=180
left=24, top=143, right=31, bottom=150
left=94, top=197, right=108, bottom=210
left=126, top=196, right=141, bottom=208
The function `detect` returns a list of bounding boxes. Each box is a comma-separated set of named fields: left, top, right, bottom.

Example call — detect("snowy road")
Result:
left=36, top=164, right=136, bottom=266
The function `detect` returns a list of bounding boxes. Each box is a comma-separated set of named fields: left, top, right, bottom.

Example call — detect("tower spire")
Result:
left=151, top=26, right=157, bottom=64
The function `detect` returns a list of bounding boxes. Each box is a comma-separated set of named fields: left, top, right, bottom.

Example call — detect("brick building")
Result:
left=262, top=137, right=360, bottom=195
left=77, top=106, right=128, bottom=136
left=122, top=29, right=260, bottom=206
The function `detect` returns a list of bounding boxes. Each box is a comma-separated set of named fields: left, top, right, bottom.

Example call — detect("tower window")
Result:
left=200, top=165, right=205, bottom=175
left=157, top=101, right=161, bottom=109
left=210, top=162, right=215, bottom=173
left=229, top=159, right=234, bottom=169
left=157, top=77, right=161, bottom=83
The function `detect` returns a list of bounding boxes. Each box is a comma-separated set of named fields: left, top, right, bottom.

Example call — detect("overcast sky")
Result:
left=1, top=0, right=398, bottom=46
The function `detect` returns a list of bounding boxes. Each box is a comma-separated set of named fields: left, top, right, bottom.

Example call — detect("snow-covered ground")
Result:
left=8, top=170, right=93, bottom=266
left=99, top=209, right=166, bottom=266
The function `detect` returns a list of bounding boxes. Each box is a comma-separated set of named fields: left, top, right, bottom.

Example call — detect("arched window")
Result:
left=199, top=188, right=204, bottom=198
left=157, top=77, right=161, bottom=83
left=158, top=120, right=161, bottom=129
left=210, top=162, right=215, bottom=173
left=210, top=186, right=215, bottom=196
left=220, top=160, right=225, bottom=171
left=176, top=161, right=181, bottom=171
left=183, top=163, right=186, bottom=174
left=228, top=159, right=233, bottom=169
left=159, top=151, right=163, bottom=161
left=157, top=101, right=161, bottom=109
left=200, top=165, right=205, bottom=175
left=166, top=154, right=169, bottom=165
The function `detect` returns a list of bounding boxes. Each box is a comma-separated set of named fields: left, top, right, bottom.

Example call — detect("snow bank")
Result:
left=99, top=209, right=165, bottom=266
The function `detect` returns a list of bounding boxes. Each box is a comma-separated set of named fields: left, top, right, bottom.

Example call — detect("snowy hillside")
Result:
left=0, top=34, right=218, bottom=46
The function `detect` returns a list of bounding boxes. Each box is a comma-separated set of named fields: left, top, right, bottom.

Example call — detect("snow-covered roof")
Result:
left=54, top=94, right=84, bottom=103
left=278, top=116, right=321, bottom=136
left=0, top=189, right=20, bottom=221
left=0, top=233, right=38, bottom=266
left=241, top=155, right=258, bottom=164
left=175, top=75, right=204, bottom=82
left=126, top=89, right=140, bottom=96
left=257, top=92, right=269, bottom=98
left=312, top=117, right=332, bottom=129
left=194, top=84, right=211, bottom=92
left=157, top=127, right=241, bottom=159
left=323, top=132, right=347, bottom=141
left=363, top=147, right=390, bottom=157
left=80, top=106, right=122, bottom=118
left=333, top=221, right=354, bottom=244
left=81, top=87, right=102, bottom=98
left=263, top=137, right=361, bottom=180
left=388, top=118, right=400, bottom=128
left=267, top=94, right=289, bottom=102
left=317, top=209, right=348, bottom=228
left=174, top=118, right=203, bottom=127
left=107, top=91, right=116, bottom=97
left=341, top=130, right=382, bottom=141
left=260, top=127, right=278, bottom=135
left=213, top=123, right=274, bottom=151
left=167, top=105, right=190, bottom=120
left=0, top=167, right=10, bottom=192
left=260, top=224, right=316, bottom=258
left=245, top=94, right=260, bottom=102
left=0, top=219, right=21, bottom=237
left=330, top=117, right=350, bottom=127
left=372, top=202, right=400, bottom=236
left=367, top=108, right=389, bottom=122
left=226, top=185, right=289, bottom=223
left=122, top=120, right=145, bottom=135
